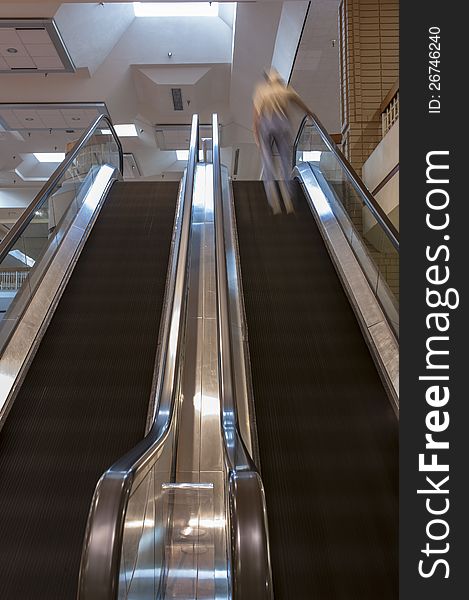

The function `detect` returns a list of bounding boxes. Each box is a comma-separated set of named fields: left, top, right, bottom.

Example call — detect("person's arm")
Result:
left=289, top=89, right=313, bottom=117
left=253, top=107, right=260, bottom=146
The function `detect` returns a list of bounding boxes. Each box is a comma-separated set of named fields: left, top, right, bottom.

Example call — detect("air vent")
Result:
left=233, top=148, right=240, bottom=176
left=171, top=88, right=184, bottom=111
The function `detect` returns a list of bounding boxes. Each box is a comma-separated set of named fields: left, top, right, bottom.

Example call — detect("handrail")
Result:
left=0, top=114, right=123, bottom=264
left=380, top=79, right=399, bottom=115
left=293, top=113, right=399, bottom=251
left=77, top=114, right=199, bottom=600
left=212, top=113, right=273, bottom=599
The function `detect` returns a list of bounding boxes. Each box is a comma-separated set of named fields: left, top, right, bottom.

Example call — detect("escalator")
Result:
left=0, top=119, right=180, bottom=598
left=228, top=126, right=398, bottom=596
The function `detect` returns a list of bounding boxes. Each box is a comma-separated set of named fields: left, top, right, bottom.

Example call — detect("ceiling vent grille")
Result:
left=171, top=88, right=184, bottom=111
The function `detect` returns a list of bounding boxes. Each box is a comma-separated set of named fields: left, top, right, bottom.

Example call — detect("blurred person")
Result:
left=253, top=69, right=313, bottom=214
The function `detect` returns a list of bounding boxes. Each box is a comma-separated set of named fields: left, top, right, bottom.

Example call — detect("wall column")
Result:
left=339, top=0, right=398, bottom=174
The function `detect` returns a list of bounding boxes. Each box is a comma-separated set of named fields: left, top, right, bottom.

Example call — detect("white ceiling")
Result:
left=0, top=106, right=103, bottom=130
left=290, top=0, right=341, bottom=133
left=0, top=1, right=341, bottom=214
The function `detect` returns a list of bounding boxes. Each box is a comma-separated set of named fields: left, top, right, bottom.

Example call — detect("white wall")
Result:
left=0, top=187, right=40, bottom=209
left=55, top=3, right=135, bottom=75
left=362, top=119, right=399, bottom=219
left=271, top=2, right=309, bottom=81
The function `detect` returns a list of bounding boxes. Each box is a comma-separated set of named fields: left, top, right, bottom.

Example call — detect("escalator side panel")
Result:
left=0, top=181, right=178, bottom=599
left=233, top=181, right=398, bottom=599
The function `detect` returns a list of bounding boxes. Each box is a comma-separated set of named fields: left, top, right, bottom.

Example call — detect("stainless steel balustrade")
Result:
left=293, top=113, right=399, bottom=252
left=77, top=115, right=199, bottom=600
left=212, top=113, right=273, bottom=600
left=0, top=114, right=123, bottom=264
left=0, top=115, right=123, bottom=349
left=294, top=112, right=400, bottom=341
left=0, top=114, right=123, bottom=418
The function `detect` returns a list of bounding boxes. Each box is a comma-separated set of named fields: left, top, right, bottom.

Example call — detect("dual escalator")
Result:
left=0, top=112, right=398, bottom=599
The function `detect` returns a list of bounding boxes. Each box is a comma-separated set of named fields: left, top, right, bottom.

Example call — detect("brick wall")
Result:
left=339, top=0, right=399, bottom=175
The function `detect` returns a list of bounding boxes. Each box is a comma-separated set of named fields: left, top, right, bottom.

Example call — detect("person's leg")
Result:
left=259, top=120, right=282, bottom=214
left=273, top=120, right=295, bottom=213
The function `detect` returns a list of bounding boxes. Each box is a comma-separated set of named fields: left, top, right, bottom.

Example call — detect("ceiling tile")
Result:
left=38, top=110, right=68, bottom=129
left=0, top=56, right=8, bottom=70
left=26, top=44, right=59, bottom=58
left=13, top=110, right=43, bottom=128
left=4, top=55, right=36, bottom=69
left=61, top=109, right=95, bottom=128
left=0, top=109, right=23, bottom=130
left=0, top=43, right=28, bottom=58
left=16, top=28, right=50, bottom=45
left=33, top=56, right=63, bottom=70
left=0, top=29, right=19, bottom=44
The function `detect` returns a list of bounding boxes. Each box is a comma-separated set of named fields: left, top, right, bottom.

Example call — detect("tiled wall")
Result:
left=339, top=0, right=399, bottom=174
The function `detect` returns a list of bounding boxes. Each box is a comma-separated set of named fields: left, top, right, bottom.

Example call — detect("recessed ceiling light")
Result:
left=34, top=152, right=66, bottom=163
left=176, top=149, right=204, bottom=161
left=7, top=47, right=18, bottom=53
left=302, top=151, right=322, bottom=162
left=101, top=123, right=138, bottom=137
left=25, top=117, right=34, bottom=121
left=71, top=117, right=81, bottom=121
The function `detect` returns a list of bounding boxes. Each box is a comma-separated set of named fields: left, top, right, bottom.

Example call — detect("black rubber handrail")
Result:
left=0, top=114, right=123, bottom=264
left=77, top=115, right=199, bottom=600
left=293, top=113, right=399, bottom=251
left=212, top=113, right=273, bottom=600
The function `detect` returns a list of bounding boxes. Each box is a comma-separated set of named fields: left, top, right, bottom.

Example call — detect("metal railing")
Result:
left=0, top=114, right=123, bottom=265
left=294, top=113, right=399, bottom=252
left=380, top=81, right=399, bottom=137
left=77, top=114, right=199, bottom=600
left=0, top=270, right=29, bottom=291
left=212, top=113, right=273, bottom=600
left=0, top=114, right=123, bottom=356
left=382, top=91, right=399, bottom=137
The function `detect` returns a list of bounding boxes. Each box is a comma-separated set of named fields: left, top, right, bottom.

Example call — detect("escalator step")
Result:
left=233, top=180, right=398, bottom=600
left=0, top=181, right=179, bottom=599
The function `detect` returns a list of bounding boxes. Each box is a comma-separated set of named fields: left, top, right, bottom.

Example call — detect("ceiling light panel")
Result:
left=0, top=104, right=108, bottom=131
left=134, top=3, right=219, bottom=17
left=101, top=124, right=138, bottom=137
left=34, top=152, right=65, bottom=163
left=0, top=20, right=74, bottom=73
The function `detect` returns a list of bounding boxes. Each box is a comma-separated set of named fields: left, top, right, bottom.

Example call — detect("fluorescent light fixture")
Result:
left=302, top=151, right=322, bottom=162
left=134, top=2, right=218, bottom=17
left=176, top=150, right=205, bottom=161
left=33, top=152, right=65, bottom=163
left=101, top=123, right=138, bottom=137
left=9, top=249, right=35, bottom=268
left=176, top=150, right=189, bottom=161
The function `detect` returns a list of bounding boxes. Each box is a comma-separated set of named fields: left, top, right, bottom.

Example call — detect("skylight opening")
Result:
left=101, top=124, right=139, bottom=137
left=34, top=152, right=65, bottom=163
left=133, top=2, right=219, bottom=18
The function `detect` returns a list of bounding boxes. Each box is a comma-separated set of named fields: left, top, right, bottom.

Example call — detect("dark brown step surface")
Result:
left=0, top=181, right=179, bottom=599
left=233, top=180, right=398, bottom=600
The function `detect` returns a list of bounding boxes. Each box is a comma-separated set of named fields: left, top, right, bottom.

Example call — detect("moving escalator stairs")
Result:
left=233, top=180, right=398, bottom=600
left=0, top=181, right=178, bottom=599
